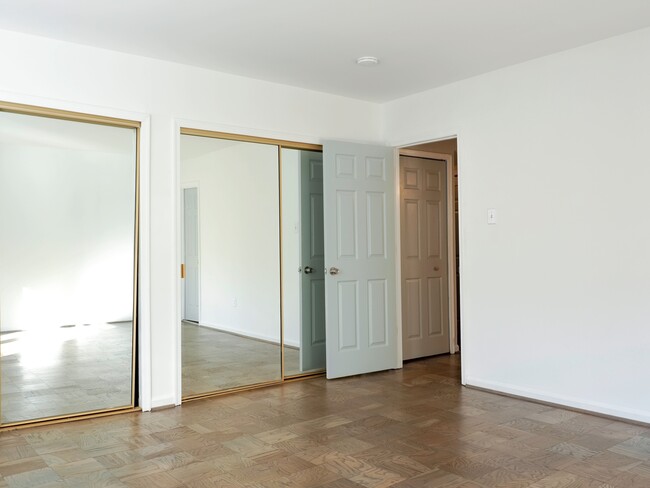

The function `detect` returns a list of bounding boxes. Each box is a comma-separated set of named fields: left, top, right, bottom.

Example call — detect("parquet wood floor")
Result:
left=1, top=322, right=133, bottom=424
left=2, top=354, right=650, bottom=487
left=181, top=323, right=301, bottom=397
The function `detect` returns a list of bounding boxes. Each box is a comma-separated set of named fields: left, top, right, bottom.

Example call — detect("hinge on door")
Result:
left=181, top=263, right=186, bottom=279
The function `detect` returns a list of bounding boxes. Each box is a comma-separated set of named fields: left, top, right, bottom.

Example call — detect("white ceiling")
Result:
left=2, top=0, right=650, bottom=102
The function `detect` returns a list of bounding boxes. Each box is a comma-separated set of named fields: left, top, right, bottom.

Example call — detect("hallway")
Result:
left=0, top=355, right=648, bottom=487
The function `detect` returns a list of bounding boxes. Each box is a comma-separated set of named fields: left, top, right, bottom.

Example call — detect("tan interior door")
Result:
left=400, top=155, right=450, bottom=360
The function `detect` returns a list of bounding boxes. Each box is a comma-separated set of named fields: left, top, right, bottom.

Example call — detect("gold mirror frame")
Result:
left=0, top=101, right=141, bottom=430
left=179, top=128, right=324, bottom=403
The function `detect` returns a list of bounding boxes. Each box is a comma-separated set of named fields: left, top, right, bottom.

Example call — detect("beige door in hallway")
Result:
left=400, top=155, right=450, bottom=360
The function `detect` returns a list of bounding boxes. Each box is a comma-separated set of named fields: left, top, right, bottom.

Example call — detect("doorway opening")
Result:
left=182, top=185, right=200, bottom=324
left=399, top=138, right=460, bottom=360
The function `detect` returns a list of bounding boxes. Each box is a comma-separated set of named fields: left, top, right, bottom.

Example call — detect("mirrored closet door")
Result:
left=0, top=103, right=139, bottom=427
left=180, top=134, right=282, bottom=397
left=180, top=131, right=325, bottom=400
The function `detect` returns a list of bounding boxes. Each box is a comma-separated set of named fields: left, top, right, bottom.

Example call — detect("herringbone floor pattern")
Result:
left=1, top=354, right=650, bottom=487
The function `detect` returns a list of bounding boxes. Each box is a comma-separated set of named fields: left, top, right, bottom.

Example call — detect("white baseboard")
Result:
left=151, top=396, right=178, bottom=410
left=466, top=377, right=650, bottom=425
left=193, top=321, right=299, bottom=348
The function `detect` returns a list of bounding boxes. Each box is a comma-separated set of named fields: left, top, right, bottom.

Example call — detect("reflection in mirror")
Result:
left=0, top=110, right=137, bottom=425
left=180, top=134, right=281, bottom=396
left=281, top=148, right=326, bottom=376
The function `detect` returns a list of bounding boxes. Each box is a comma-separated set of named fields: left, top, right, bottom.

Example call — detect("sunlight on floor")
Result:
left=1, top=323, right=114, bottom=367
left=0, top=322, right=133, bottom=424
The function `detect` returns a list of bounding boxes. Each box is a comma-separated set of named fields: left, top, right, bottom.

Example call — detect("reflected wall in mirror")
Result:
left=0, top=107, right=138, bottom=426
left=281, top=148, right=326, bottom=377
left=180, top=134, right=282, bottom=397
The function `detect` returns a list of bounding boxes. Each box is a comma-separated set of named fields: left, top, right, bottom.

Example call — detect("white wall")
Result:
left=180, top=136, right=281, bottom=343
left=181, top=139, right=303, bottom=347
left=0, top=28, right=382, bottom=408
left=385, top=27, right=650, bottom=423
left=0, top=112, right=136, bottom=331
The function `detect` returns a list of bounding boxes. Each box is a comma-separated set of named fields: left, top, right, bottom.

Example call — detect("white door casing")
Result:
left=182, top=187, right=200, bottom=322
left=300, top=151, right=326, bottom=371
left=323, top=141, right=399, bottom=379
left=400, top=155, right=450, bottom=360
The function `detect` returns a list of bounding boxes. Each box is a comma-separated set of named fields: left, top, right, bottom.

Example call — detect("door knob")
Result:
left=434, top=266, right=440, bottom=271
left=329, top=267, right=339, bottom=275
left=304, top=266, right=314, bottom=274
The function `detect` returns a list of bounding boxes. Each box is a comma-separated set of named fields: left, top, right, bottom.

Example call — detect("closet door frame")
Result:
left=0, top=98, right=151, bottom=429
left=175, top=125, right=323, bottom=405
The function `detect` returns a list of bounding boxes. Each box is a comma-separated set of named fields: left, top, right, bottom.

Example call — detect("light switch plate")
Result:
left=487, top=208, right=497, bottom=225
